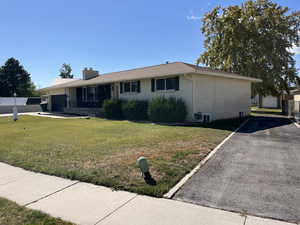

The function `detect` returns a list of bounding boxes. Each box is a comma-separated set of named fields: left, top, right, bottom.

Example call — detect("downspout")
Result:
left=183, top=73, right=194, bottom=120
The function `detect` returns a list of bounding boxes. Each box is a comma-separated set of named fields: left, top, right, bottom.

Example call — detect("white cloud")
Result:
left=186, top=15, right=202, bottom=20
left=290, top=44, right=300, bottom=55
left=187, top=9, right=202, bottom=21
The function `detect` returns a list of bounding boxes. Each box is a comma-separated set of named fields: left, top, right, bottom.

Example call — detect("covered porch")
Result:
left=74, top=84, right=112, bottom=108
left=46, top=83, right=118, bottom=116
left=64, top=83, right=117, bottom=116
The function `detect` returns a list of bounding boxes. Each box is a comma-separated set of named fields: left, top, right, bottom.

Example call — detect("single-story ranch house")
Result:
left=40, top=62, right=261, bottom=122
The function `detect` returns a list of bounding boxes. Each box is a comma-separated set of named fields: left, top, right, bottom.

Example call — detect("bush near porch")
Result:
left=122, top=100, right=148, bottom=120
left=149, top=97, right=187, bottom=122
left=0, top=116, right=243, bottom=197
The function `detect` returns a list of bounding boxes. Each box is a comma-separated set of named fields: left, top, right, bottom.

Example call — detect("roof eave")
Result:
left=193, top=71, right=262, bottom=82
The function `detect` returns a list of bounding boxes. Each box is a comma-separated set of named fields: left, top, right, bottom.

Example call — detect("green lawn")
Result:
left=0, top=197, right=75, bottom=225
left=0, top=116, right=243, bottom=197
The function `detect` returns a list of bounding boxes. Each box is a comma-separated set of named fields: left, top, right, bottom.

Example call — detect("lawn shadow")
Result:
left=130, top=117, right=248, bottom=133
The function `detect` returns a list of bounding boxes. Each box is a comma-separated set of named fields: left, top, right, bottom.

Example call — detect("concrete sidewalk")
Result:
left=0, top=162, right=295, bottom=225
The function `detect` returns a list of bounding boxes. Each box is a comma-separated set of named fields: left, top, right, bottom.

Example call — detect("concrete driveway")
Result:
left=174, top=116, right=300, bottom=223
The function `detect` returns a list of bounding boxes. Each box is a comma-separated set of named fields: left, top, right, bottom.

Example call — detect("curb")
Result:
left=289, top=118, right=300, bottom=128
left=163, top=118, right=250, bottom=199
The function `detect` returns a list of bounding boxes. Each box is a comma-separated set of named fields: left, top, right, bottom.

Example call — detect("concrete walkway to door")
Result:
left=174, top=116, right=300, bottom=223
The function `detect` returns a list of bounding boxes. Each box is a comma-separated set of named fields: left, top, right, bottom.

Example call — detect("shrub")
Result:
left=122, top=100, right=148, bottom=121
left=149, top=97, right=187, bottom=122
left=103, top=99, right=123, bottom=119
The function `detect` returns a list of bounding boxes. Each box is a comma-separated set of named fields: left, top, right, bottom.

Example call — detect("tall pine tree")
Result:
left=0, top=58, right=33, bottom=97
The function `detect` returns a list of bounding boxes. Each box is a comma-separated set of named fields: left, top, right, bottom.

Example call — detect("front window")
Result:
left=155, top=77, right=178, bottom=91
left=156, top=79, right=165, bottom=90
left=131, top=81, right=138, bottom=92
left=122, top=81, right=140, bottom=93
left=87, top=86, right=96, bottom=101
left=124, top=82, right=131, bottom=92
left=82, top=87, right=87, bottom=102
left=166, top=77, right=176, bottom=90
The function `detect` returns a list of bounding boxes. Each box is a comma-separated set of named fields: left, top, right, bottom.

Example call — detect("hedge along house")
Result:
left=39, top=62, right=261, bottom=122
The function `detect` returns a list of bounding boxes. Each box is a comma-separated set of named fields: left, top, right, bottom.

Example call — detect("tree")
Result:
left=0, top=58, right=35, bottom=97
left=59, top=63, right=74, bottom=78
left=28, top=82, right=40, bottom=97
left=199, top=0, right=300, bottom=96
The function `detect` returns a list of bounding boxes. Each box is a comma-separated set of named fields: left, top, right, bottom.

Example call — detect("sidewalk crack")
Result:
left=24, top=181, right=80, bottom=207
left=94, top=195, right=138, bottom=225
left=243, top=215, right=247, bottom=225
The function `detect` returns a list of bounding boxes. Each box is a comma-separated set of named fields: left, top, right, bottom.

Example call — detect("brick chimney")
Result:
left=82, top=67, right=99, bottom=80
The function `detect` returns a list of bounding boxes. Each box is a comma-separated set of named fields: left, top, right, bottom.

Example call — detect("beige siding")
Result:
left=119, top=74, right=251, bottom=121
left=46, top=88, right=66, bottom=96
left=118, top=75, right=194, bottom=120
left=294, top=94, right=300, bottom=102
left=193, top=74, right=251, bottom=121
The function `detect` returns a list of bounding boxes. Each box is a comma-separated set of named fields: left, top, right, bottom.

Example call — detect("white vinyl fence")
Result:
left=0, top=97, right=41, bottom=114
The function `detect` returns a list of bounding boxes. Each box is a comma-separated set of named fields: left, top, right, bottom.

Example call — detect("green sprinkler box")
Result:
left=137, top=156, right=156, bottom=185
left=137, top=156, right=149, bottom=174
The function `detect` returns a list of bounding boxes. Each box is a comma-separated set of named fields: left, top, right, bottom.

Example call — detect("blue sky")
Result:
left=0, top=0, right=299, bottom=88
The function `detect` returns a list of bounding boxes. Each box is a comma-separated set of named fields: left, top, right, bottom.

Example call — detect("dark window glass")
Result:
left=156, top=79, right=165, bottom=90
left=87, top=87, right=96, bottom=101
left=131, top=81, right=138, bottom=92
left=124, top=82, right=131, bottom=92
left=166, top=78, right=176, bottom=90
left=82, top=88, right=87, bottom=102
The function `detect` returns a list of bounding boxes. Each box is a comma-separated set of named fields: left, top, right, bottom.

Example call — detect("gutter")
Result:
left=195, top=70, right=262, bottom=83
left=39, top=70, right=262, bottom=92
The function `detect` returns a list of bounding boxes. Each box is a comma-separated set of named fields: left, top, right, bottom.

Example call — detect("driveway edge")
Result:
left=289, top=118, right=300, bottom=128
left=163, top=118, right=250, bottom=199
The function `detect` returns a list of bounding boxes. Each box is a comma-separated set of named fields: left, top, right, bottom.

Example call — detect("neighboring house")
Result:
left=260, top=95, right=281, bottom=108
left=291, top=88, right=300, bottom=122
left=39, top=62, right=261, bottom=122
left=252, top=94, right=282, bottom=109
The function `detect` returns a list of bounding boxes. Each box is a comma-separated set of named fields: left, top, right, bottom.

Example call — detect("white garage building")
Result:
left=40, top=62, right=261, bottom=122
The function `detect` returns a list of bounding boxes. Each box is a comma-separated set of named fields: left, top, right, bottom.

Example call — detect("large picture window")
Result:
left=124, top=82, right=131, bottom=92
left=166, top=77, right=176, bottom=90
left=153, top=77, right=179, bottom=91
left=156, top=79, right=165, bottom=90
left=120, top=81, right=140, bottom=93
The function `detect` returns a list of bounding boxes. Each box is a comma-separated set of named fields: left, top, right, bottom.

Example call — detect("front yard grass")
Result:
left=0, top=116, right=243, bottom=197
left=0, top=197, right=75, bottom=225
